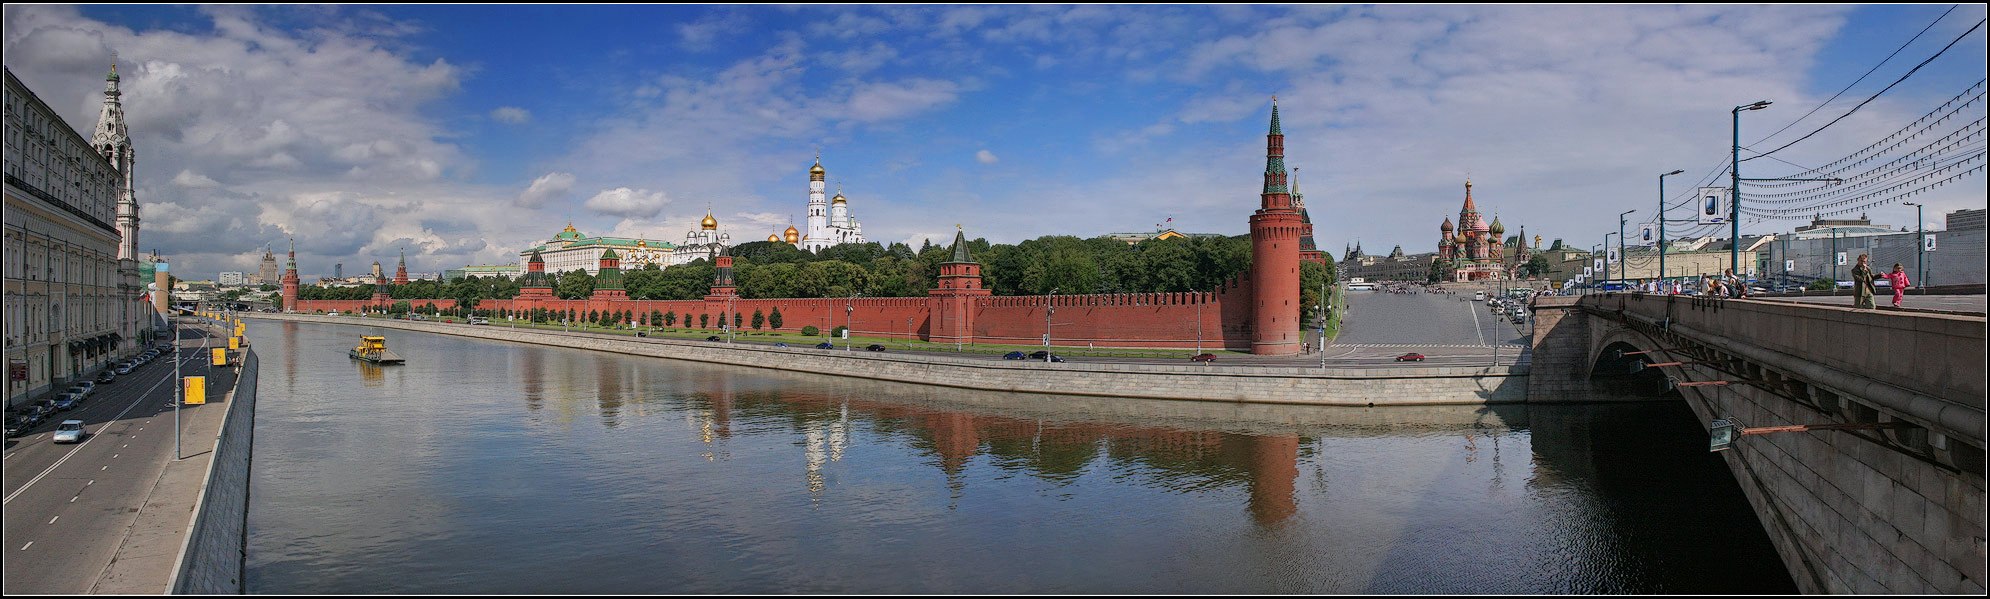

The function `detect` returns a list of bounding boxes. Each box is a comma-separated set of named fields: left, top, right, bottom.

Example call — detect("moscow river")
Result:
left=243, top=320, right=1795, bottom=594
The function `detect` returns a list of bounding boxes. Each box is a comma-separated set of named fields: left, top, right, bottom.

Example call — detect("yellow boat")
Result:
left=348, top=336, right=405, bottom=364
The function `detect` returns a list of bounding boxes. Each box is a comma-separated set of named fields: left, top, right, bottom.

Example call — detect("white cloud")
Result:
left=489, top=106, right=530, bottom=124
left=517, top=172, right=575, bottom=208
left=844, top=79, right=961, bottom=122
left=171, top=169, right=221, bottom=188
left=584, top=187, right=671, bottom=219
left=975, top=149, right=999, bottom=164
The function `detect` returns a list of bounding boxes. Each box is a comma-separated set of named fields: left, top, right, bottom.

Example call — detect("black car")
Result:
left=774, top=342, right=788, bottom=348
left=1003, top=351, right=1027, bottom=360
left=865, top=344, right=886, bottom=352
left=1029, top=350, right=1051, bottom=360
left=5, top=419, right=27, bottom=438
left=1046, top=355, right=1065, bottom=363
left=706, top=335, right=722, bottom=342
left=814, top=342, right=835, bottom=349
left=635, top=331, right=647, bottom=337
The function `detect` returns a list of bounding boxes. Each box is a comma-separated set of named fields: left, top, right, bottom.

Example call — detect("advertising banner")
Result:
left=1696, top=187, right=1729, bottom=225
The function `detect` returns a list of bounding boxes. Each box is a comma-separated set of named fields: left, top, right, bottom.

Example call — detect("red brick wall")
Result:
left=293, top=298, right=458, bottom=313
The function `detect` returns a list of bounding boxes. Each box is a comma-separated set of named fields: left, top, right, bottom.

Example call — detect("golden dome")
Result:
left=784, top=225, right=800, bottom=244
left=809, top=161, right=825, bottom=175
left=831, top=192, right=847, bottom=204
left=768, top=233, right=781, bottom=242
left=700, top=211, right=718, bottom=230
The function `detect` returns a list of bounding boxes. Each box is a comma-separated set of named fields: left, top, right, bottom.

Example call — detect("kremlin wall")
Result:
left=288, top=103, right=1309, bottom=354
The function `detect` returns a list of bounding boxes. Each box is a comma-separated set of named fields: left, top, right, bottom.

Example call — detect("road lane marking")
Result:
left=3, top=371, right=175, bottom=505
left=101, top=466, right=107, bottom=470
left=21, top=542, right=32, bottom=550
left=48, top=516, right=58, bottom=524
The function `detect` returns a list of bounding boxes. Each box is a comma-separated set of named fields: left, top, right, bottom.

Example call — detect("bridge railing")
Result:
left=1583, top=293, right=1985, bottom=445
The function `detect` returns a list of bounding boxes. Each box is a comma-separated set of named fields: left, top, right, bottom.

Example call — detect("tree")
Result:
left=664, top=311, right=677, bottom=327
left=768, top=307, right=783, bottom=330
left=1523, top=255, right=1552, bottom=277
left=733, top=311, right=743, bottom=330
left=751, top=309, right=764, bottom=330
left=831, top=325, right=847, bottom=338
left=556, top=270, right=595, bottom=300
left=587, top=309, right=599, bottom=325
left=651, top=309, right=663, bottom=327
left=388, top=300, right=411, bottom=315
left=699, top=313, right=709, bottom=328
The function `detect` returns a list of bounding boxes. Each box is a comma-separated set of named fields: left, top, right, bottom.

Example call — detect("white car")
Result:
left=52, top=420, right=86, bottom=443
left=327, top=310, right=342, bottom=316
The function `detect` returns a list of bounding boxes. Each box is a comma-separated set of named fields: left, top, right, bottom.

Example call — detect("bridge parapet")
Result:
left=1589, top=293, right=1985, bottom=446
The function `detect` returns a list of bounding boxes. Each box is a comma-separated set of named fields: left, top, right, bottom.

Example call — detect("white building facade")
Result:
left=518, top=223, right=680, bottom=275
left=4, top=66, right=147, bottom=410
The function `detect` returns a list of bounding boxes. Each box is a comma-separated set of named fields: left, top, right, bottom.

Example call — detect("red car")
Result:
left=1190, top=353, right=1217, bottom=362
left=1395, top=352, right=1425, bottom=362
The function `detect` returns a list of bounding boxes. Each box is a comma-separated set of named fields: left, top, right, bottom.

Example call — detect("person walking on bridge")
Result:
left=1884, top=263, right=1912, bottom=308
left=1851, top=254, right=1877, bottom=309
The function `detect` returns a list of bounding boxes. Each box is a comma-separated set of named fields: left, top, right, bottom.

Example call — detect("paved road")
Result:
left=1, top=323, right=225, bottom=594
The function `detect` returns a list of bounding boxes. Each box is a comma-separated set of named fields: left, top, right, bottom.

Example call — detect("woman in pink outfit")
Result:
left=1883, top=263, right=1911, bottom=308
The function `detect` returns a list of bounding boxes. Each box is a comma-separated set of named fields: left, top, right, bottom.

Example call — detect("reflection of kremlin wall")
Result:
left=293, top=104, right=1312, bottom=354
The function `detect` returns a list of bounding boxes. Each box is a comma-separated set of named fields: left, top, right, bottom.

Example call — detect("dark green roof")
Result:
left=948, top=229, right=974, bottom=263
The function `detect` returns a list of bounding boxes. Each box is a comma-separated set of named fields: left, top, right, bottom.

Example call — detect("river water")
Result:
left=243, top=320, right=1795, bottom=594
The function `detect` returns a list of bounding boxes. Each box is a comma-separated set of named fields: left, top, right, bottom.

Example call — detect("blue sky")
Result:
left=5, top=4, right=1985, bottom=279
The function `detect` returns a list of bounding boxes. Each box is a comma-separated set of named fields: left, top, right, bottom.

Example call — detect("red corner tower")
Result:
left=1248, top=98, right=1303, bottom=355
left=280, top=239, right=300, bottom=313
left=393, top=249, right=410, bottom=285
left=927, top=226, right=990, bottom=346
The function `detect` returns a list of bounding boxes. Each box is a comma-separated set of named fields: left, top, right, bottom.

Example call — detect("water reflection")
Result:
left=245, top=320, right=1794, bottom=594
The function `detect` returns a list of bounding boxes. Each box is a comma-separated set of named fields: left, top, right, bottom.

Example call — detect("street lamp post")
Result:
left=1904, top=202, right=1925, bottom=289
left=1603, top=232, right=1617, bottom=288
left=1731, top=100, right=1772, bottom=275
left=1618, top=209, right=1636, bottom=284
left=1044, top=288, right=1057, bottom=362
left=845, top=296, right=855, bottom=352
left=1658, top=169, right=1683, bottom=288
left=1831, top=227, right=1841, bottom=284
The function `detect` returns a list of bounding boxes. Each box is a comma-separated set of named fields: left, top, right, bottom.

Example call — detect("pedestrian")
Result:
left=1851, top=254, right=1877, bottom=309
left=1883, top=263, right=1911, bottom=308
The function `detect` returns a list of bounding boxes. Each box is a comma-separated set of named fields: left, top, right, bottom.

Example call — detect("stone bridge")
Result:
left=1529, top=294, right=1985, bottom=594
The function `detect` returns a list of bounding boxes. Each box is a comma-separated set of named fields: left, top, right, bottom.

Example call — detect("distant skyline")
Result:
left=5, top=4, right=1985, bottom=279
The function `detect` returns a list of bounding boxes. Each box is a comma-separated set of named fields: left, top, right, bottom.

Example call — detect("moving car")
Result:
left=52, top=420, right=86, bottom=444
left=1396, top=352, right=1426, bottom=362
left=865, top=344, right=887, bottom=352
left=774, top=342, right=788, bottom=348
left=1190, top=353, right=1218, bottom=362
left=814, top=342, right=835, bottom=350
left=1003, top=351, right=1027, bottom=360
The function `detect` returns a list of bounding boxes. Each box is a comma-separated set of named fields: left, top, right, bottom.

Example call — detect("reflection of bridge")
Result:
left=1529, top=294, right=1985, bottom=594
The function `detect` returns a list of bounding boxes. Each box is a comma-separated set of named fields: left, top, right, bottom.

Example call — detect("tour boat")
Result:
left=348, top=336, right=405, bottom=364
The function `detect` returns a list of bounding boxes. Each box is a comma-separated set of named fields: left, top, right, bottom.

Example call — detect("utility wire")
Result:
left=1742, top=17, right=1986, bottom=163
left=1749, top=4, right=1960, bottom=146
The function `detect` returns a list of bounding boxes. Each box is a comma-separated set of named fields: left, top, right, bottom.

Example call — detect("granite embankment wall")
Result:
left=167, top=348, right=257, bottom=594
left=243, top=313, right=1525, bottom=406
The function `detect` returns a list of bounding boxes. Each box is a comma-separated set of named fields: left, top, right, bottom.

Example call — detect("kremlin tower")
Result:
left=1248, top=99, right=1303, bottom=355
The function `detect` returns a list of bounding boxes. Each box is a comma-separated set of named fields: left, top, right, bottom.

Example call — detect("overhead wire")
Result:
left=1741, top=17, right=1986, bottom=163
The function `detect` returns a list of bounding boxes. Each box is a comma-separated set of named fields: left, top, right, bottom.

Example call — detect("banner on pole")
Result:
left=1695, top=188, right=1730, bottom=225
left=1784, top=259, right=1795, bottom=272
left=1606, top=248, right=1620, bottom=265
left=211, top=347, right=227, bottom=366
left=184, top=376, right=206, bottom=405
left=1583, top=266, right=1593, bottom=278
left=1836, top=252, right=1848, bottom=266
left=1925, top=234, right=1938, bottom=252
left=1639, top=224, right=1655, bottom=246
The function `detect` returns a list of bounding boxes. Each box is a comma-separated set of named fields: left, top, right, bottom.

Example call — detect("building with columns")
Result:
left=519, top=223, right=681, bottom=275
left=4, top=65, right=147, bottom=409
left=800, top=157, right=864, bottom=252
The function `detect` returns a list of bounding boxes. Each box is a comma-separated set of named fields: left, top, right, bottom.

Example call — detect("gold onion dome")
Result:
left=831, top=192, right=847, bottom=204
left=784, top=225, right=800, bottom=243
left=810, top=161, right=826, bottom=175
left=700, top=211, right=718, bottom=230
left=768, top=233, right=781, bottom=242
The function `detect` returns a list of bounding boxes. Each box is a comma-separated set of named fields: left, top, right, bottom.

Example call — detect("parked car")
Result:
left=69, top=381, right=95, bottom=397
left=865, top=344, right=887, bottom=352
left=1396, top=352, right=1426, bottom=362
left=53, top=392, right=83, bottom=411
left=774, top=342, right=788, bottom=348
left=52, top=420, right=86, bottom=444
left=326, top=310, right=342, bottom=316
left=1190, top=353, right=1218, bottom=362
left=95, top=371, right=116, bottom=384
left=116, top=364, right=134, bottom=375
left=814, top=342, right=835, bottom=350
left=33, top=400, right=59, bottom=417
left=1003, top=351, right=1027, bottom=360
left=1044, top=354, right=1066, bottom=363
left=1029, top=350, right=1051, bottom=360
left=635, top=331, right=647, bottom=337
left=469, top=318, right=490, bottom=325
left=5, top=418, right=28, bottom=438
left=705, top=335, right=723, bottom=342
left=21, top=411, right=46, bottom=428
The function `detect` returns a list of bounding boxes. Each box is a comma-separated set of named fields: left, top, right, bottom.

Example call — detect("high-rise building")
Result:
left=257, top=245, right=279, bottom=285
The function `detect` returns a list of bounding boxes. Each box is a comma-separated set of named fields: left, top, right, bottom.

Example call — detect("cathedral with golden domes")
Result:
left=799, top=156, right=864, bottom=252
left=675, top=209, right=731, bottom=265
